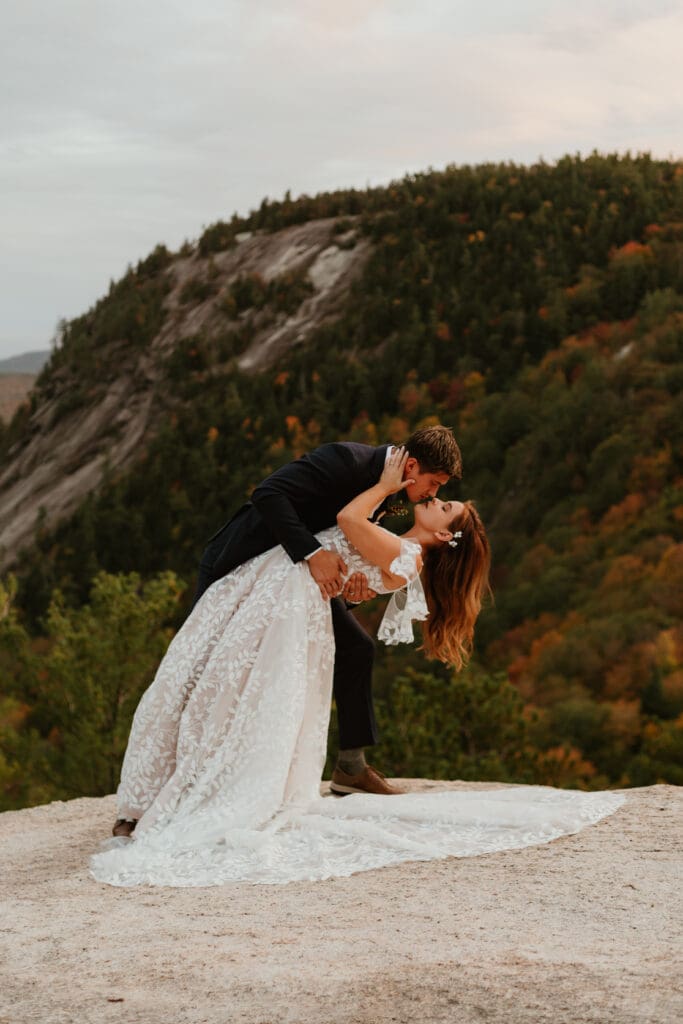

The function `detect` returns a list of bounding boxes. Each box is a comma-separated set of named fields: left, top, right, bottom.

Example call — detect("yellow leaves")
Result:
left=463, top=371, right=485, bottom=401
left=643, top=720, right=661, bottom=741
left=384, top=417, right=409, bottom=443
left=508, top=211, right=525, bottom=221
left=285, top=415, right=321, bottom=458
left=348, top=412, right=378, bottom=445
left=467, top=230, right=486, bottom=243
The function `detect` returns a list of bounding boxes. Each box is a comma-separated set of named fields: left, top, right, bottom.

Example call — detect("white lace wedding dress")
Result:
left=89, top=525, right=626, bottom=887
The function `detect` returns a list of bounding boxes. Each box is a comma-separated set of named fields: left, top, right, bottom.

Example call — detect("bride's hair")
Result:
left=420, top=500, right=492, bottom=670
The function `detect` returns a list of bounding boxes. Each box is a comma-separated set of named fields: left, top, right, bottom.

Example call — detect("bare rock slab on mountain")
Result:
left=0, top=779, right=680, bottom=1024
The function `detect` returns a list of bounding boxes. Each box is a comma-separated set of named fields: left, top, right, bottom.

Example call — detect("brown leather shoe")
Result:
left=330, top=765, right=405, bottom=796
left=112, top=818, right=138, bottom=837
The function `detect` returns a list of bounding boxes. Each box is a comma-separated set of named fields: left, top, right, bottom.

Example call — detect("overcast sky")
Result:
left=2, top=0, right=682, bottom=360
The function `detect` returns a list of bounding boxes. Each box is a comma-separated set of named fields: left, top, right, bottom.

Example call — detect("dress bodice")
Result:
left=313, top=525, right=422, bottom=595
left=313, top=525, right=428, bottom=645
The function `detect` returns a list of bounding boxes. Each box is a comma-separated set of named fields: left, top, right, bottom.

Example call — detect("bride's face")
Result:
left=414, top=497, right=464, bottom=543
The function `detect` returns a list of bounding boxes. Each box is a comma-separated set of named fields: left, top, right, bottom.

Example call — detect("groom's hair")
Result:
left=404, top=425, right=462, bottom=479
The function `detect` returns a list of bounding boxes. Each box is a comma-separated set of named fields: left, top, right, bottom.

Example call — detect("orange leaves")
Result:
left=435, top=321, right=451, bottom=342
left=628, top=448, right=671, bottom=494
left=537, top=745, right=597, bottom=787
left=518, top=542, right=554, bottom=581
left=651, top=543, right=683, bottom=617
left=398, top=380, right=428, bottom=416
left=599, top=554, right=646, bottom=594
left=206, top=426, right=219, bottom=443
left=609, top=240, right=653, bottom=263
left=600, top=493, right=646, bottom=534
left=274, top=371, right=289, bottom=387
left=285, top=415, right=321, bottom=458
left=384, top=417, right=409, bottom=443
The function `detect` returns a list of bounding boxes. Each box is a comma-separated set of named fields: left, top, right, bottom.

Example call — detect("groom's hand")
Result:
left=307, top=549, right=348, bottom=600
left=342, top=572, right=377, bottom=604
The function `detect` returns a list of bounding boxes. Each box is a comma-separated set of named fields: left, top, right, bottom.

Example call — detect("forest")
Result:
left=1, top=151, right=681, bottom=810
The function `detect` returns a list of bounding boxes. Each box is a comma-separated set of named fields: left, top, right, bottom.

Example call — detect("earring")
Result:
left=448, top=530, right=463, bottom=549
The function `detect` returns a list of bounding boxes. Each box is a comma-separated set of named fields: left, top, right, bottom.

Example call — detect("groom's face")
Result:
left=403, top=458, right=449, bottom=504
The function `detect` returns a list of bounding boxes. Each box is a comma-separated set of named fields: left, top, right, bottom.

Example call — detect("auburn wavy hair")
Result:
left=419, top=500, right=492, bottom=669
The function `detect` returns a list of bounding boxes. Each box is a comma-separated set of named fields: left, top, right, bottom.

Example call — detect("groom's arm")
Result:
left=250, top=442, right=379, bottom=564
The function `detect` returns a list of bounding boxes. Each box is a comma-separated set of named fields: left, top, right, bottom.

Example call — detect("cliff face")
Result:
left=0, top=217, right=371, bottom=571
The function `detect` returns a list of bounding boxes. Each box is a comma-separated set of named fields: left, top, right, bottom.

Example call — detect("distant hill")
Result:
left=0, top=349, right=50, bottom=374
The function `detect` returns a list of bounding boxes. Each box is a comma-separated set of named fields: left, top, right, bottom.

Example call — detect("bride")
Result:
left=89, top=449, right=626, bottom=887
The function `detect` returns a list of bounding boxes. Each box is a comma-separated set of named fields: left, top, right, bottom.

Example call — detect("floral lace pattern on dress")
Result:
left=377, top=537, right=429, bottom=645
left=89, top=525, right=627, bottom=887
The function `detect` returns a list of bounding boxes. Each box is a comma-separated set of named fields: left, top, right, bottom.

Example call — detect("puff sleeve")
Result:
left=377, top=538, right=429, bottom=645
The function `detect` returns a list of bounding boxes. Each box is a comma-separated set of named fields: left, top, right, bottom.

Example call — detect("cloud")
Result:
left=1, top=0, right=682, bottom=357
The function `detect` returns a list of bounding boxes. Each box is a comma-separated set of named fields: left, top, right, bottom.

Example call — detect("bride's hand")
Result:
left=379, top=446, right=415, bottom=494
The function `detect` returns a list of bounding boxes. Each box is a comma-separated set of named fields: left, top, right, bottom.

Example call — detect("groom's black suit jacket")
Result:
left=205, top=442, right=393, bottom=581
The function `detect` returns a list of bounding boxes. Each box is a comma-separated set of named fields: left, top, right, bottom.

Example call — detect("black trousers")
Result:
left=190, top=543, right=379, bottom=750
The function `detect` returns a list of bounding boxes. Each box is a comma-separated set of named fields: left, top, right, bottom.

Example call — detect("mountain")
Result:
left=0, top=217, right=370, bottom=573
left=0, top=349, right=50, bottom=374
left=1, top=150, right=682, bottom=799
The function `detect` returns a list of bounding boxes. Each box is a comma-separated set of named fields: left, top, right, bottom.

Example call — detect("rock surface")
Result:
left=0, top=218, right=371, bottom=572
left=1, top=779, right=681, bottom=1024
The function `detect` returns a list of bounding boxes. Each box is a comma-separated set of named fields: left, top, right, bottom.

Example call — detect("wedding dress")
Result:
left=89, top=526, right=626, bottom=887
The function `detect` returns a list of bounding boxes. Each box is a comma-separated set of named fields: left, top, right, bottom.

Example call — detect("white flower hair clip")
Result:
left=448, top=531, right=463, bottom=549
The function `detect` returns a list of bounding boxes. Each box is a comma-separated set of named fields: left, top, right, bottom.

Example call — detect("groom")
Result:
left=191, top=424, right=462, bottom=797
